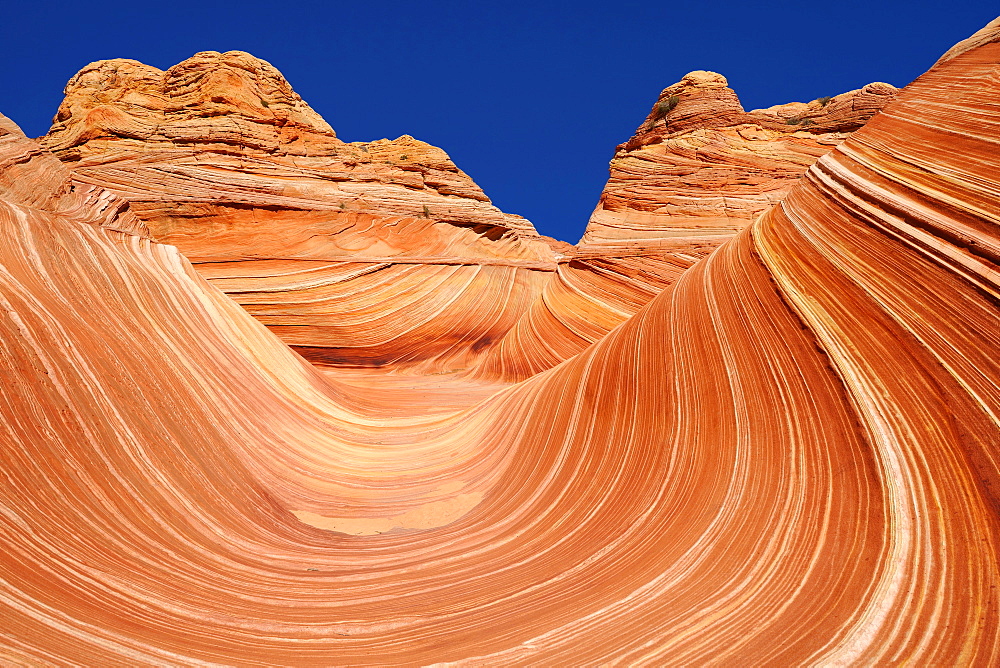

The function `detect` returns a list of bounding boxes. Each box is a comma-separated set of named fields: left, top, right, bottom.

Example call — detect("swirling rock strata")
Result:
left=43, top=51, right=555, bottom=369
left=43, top=50, right=542, bottom=233
left=41, top=53, right=894, bottom=378
left=580, top=70, right=897, bottom=252
left=41, top=53, right=896, bottom=376
left=1, top=19, right=999, bottom=665
left=476, top=72, right=896, bottom=380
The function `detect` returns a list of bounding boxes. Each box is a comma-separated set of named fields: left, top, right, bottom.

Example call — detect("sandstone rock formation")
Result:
left=474, top=70, right=897, bottom=380
left=2, top=17, right=1000, bottom=665
left=42, top=51, right=557, bottom=369
left=40, top=51, right=895, bottom=379
left=580, top=70, right=897, bottom=252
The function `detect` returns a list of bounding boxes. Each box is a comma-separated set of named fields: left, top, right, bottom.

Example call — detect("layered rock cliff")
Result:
left=2, top=19, right=999, bottom=664
left=42, top=51, right=557, bottom=368
left=43, top=50, right=532, bottom=231
left=474, top=70, right=897, bottom=380
left=39, top=51, right=895, bottom=378
left=580, top=70, right=897, bottom=252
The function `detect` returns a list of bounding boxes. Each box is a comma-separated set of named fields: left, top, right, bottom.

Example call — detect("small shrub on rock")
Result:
left=648, top=95, right=680, bottom=130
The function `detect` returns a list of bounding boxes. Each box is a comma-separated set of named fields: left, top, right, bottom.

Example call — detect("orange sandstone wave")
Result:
left=42, top=50, right=559, bottom=371
left=473, top=70, right=895, bottom=381
left=0, top=18, right=999, bottom=665
left=40, top=52, right=890, bottom=377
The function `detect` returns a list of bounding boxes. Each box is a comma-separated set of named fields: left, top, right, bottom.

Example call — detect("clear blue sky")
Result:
left=0, top=1, right=995, bottom=242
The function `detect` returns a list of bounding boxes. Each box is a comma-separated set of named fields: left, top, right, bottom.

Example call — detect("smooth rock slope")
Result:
left=1, top=18, right=999, bottom=665
left=40, top=52, right=894, bottom=379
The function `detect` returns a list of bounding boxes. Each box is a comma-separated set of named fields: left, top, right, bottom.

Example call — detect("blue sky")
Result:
left=0, top=1, right=995, bottom=242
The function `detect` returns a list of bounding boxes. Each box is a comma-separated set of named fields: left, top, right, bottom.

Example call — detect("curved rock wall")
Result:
left=474, top=71, right=896, bottom=381
left=1, top=19, right=998, bottom=664
left=579, top=71, right=897, bottom=252
left=41, top=51, right=559, bottom=370
left=40, top=51, right=898, bottom=379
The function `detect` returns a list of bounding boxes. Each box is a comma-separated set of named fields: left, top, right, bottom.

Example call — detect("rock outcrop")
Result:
left=2, top=19, right=999, bottom=664
left=580, top=70, right=897, bottom=252
left=42, top=51, right=557, bottom=369
left=474, top=71, right=897, bottom=380
left=39, top=52, right=895, bottom=379
left=43, top=51, right=542, bottom=233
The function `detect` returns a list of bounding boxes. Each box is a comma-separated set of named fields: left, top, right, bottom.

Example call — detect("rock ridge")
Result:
left=474, top=71, right=898, bottom=381
left=1, top=19, right=999, bottom=664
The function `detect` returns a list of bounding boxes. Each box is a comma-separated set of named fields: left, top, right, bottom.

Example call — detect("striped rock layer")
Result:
left=1, top=18, right=999, bottom=665
left=475, top=71, right=897, bottom=380
left=42, top=50, right=557, bottom=370
left=40, top=53, right=893, bottom=379
left=579, top=70, right=898, bottom=252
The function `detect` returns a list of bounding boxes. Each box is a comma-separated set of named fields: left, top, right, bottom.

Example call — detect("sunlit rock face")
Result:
left=42, top=50, right=557, bottom=370
left=580, top=69, right=897, bottom=253
left=2, top=18, right=1000, bottom=665
left=39, top=51, right=893, bottom=379
left=474, top=70, right=897, bottom=380
left=39, top=51, right=894, bottom=377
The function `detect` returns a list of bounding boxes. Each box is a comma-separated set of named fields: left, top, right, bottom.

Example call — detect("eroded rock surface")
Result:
left=2, top=20, right=999, bottom=664
left=40, top=51, right=896, bottom=378
left=475, top=70, right=897, bottom=380
left=581, top=70, right=897, bottom=252
left=43, top=51, right=556, bottom=369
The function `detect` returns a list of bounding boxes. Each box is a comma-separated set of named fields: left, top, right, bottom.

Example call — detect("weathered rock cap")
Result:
left=639, top=70, right=747, bottom=137
left=627, top=69, right=897, bottom=149
left=44, top=50, right=339, bottom=157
